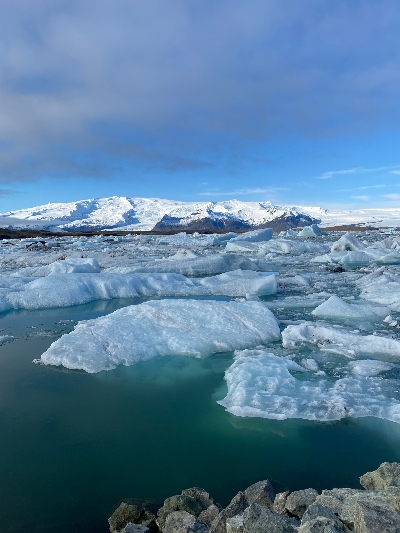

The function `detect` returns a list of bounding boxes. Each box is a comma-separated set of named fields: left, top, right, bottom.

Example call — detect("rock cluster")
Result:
left=108, top=462, right=400, bottom=533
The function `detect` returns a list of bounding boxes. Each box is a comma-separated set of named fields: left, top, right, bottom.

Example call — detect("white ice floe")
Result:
left=218, top=350, right=400, bottom=422
left=281, top=322, right=400, bottom=360
left=227, top=228, right=273, bottom=243
left=297, top=224, right=327, bottom=238
left=311, top=295, right=390, bottom=322
left=103, top=253, right=258, bottom=276
left=38, top=300, right=281, bottom=372
left=347, top=360, right=393, bottom=377
left=31, top=258, right=101, bottom=276
left=0, top=270, right=277, bottom=311
left=260, top=239, right=329, bottom=255
left=357, top=269, right=400, bottom=311
left=331, top=233, right=366, bottom=252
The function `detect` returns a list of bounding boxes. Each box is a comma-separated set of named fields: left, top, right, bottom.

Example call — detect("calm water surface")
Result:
left=1, top=299, right=400, bottom=532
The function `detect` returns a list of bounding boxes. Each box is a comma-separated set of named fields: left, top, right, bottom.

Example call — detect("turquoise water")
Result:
left=1, top=301, right=400, bottom=532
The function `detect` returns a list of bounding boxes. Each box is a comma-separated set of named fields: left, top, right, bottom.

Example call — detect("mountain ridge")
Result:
left=0, top=196, right=399, bottom=231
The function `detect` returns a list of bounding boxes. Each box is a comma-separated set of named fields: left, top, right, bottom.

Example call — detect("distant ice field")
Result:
left=1, top=227, right=400, bottom=424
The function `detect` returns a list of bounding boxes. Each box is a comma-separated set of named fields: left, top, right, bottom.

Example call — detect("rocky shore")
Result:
left=108, top=462, right=400, bottom=533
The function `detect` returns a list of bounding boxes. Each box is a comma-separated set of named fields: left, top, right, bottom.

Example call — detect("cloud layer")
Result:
left=1, top=0, right=400, bottom=182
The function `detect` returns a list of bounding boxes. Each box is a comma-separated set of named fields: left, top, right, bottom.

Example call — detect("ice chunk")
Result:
left=0, top=271, right=277, bottom=311
left=31, top=258, right=101, bottom=276
left=260, top=239, right=329, bottom=255
left=339, top=251, right=372, bottom=267
left=331, top=233, right=365, bottom=252
left=227, top=228, right=273, bottom=243
left=357, top=269, right=400, bottom=311
left=348, top=360, right=393, bottom=377
left=218, top=350, right=400, bottom=422
left=103, top=253, right=258, bottom=276
left=312, top=295, right=390, bottom=322
left=39, top=300, right=281, bottom=372
left=297, top=224, right=327, bottom=238
left=282, top=322, right=400, bottom=360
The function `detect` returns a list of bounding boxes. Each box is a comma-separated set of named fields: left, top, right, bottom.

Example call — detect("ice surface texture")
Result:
left=282, top=322, right=400, bottom=360
left=39, top=300, right=281, bottom=373
left=0, top=270, right=277, bottom=311
left=218, top=350, right=400, bottom=422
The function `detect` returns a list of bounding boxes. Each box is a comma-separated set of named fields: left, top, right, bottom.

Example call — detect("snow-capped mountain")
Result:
left=0, top=196, right=399, bottom=231
left=0, top=197, right=325, bottom=231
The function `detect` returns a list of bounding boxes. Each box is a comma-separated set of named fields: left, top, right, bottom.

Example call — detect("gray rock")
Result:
left=315, top=487, right=400, bottom=529
left=273, top=492, right=290, bottom=517
left=285, top=489, right=318, bottom=518
left=244, top=481, right=275, bottom=509
left=210, top=492, right=248, bottom=533
left=360, top=462, right=400, bottom=490
left=226, top=514, right=245, bottom=533
left=242, top=503, right=297, bottom=533
left=182, top=488, right=215, bottom=511
left=158, top=495, right=203, bottom=529
left=163, top=511, right=209, bottom=533
left=199, top=505, right=222, bottom=527
left=353, top=499, right=400, bottom=533
left=299, top=504, right=350, bottom=533
left=109, top=503, right=157, bottom=533
left=121, top=525, right=149, bottom=533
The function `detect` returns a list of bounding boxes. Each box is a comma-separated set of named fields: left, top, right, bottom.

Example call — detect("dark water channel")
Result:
left=0, top=300, right=400, bottom=532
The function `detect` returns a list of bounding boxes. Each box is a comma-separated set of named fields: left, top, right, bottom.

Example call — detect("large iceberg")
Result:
left=218, top=350, right=400, bottom=422
left=281, top=322, right=400, bottom=360
left=38, top=300, right=281, bottom=372
left=103, top=253, right=258, bottom=276
left=0, top=270, right=277, bottom=311
left=311, top=295, right=390, bottom=322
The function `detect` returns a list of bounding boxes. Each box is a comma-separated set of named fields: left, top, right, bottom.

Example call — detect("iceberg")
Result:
left=31, top=258, right=101, bottom=276
left=103, top=253, right=258, bottom=276
left=311, top=295, right=390, bottom=322
left=0, top=270, right=277, bottom=311
left=297, top=224, right=327, bottom=238
left=331, top=233, right=366, bottom=252
left=218, top=350, right=400, bottom=422
left=39, top=300, right=281, bottom=372
left=282, top=322, right=400, bottom=360
left=226, top=228, right=274, bottom=243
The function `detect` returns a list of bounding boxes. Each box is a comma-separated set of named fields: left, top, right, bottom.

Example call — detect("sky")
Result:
left=0, top=0, right=400, bottom=211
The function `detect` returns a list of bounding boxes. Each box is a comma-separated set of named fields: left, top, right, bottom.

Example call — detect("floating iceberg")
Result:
left=260, top=239, right=329, bottom=255
left=31, top=258, right=101, bottom=276
left=218, top=350, right=400, bottom=422
left=281, top=322, right=400, bottom=360
left=39, top=300, right=281, bottom=372
left=0, top=270, right=277, bottom=311
left=357, top=269, right=400, bottom=310
left=227, top=228, right=273, bottom=244
left=331, top=233, right=365, bottom=252
left=103, top=253, right=258, bottom=276
left=297, top=224, right=327, bottom=238
left=311, top=295, right=390, bottom=322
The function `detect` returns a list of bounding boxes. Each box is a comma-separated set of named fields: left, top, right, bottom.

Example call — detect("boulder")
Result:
left=314, top=487, right=400, bottom=529
left=353, top=499, right=400, bottom=533
left=299, top=504, right=350, bottom=533
left=360, top=462, right=400, bottom=490
left=121, top=526, right=149, bottom=533
left=199, top=505, right=222, bottom=527
left=226, top=515, right=244, bottom=533
left=109, top=502, right=157, bottom=533
left=158, top=495, right=203, bottom=528
left=272, top=492, right=290, bottom=517
left=242, top=503, right=297, bottom=533
left=244, top=481, right=275, bottom=509
left=163, top=511, right=209, bottom=533
left=285, top=489, right=318, bottom=518
left=210, top=492, right=248, bottom=533
left=182, top=488, right=215, bottom=511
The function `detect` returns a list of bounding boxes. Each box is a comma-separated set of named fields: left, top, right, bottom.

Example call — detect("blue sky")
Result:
left=0, top=0, right=400, bottom=211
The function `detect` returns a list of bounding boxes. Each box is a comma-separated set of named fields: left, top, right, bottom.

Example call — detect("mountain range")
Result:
left=0, top=196, right=399, bottom=232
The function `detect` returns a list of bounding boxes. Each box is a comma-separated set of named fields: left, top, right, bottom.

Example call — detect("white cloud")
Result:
left=337, top=184, right=386, bottom=192
left=351, top=195, right=369, bottom=201
left=381, top=194, right=400, bottom=201
left=316, top=166, right=400, bottom=180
